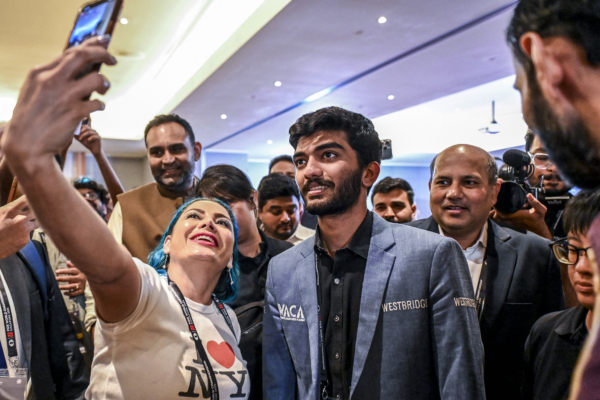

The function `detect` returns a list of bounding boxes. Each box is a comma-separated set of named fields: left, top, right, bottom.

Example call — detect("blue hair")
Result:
left=147, top=197, right=240, bottom=303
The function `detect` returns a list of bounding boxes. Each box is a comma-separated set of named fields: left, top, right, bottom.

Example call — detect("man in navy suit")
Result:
left=263, top=107, right=485, bottom=400
left=409, top=144, right=565, bottom=400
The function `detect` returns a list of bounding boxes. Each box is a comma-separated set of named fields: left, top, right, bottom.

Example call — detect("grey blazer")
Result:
left=263, top=214, right=486, bottom=400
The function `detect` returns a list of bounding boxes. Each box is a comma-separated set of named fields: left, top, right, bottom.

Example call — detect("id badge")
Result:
left=0, top=368, right=27, bottom=400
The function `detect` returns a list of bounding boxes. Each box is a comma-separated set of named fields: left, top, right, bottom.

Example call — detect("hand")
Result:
left=1, top=36, right=116, bottom=164
left=56, top=260, right=87, bottom=297
left=0, top=196, right=39, bottom=258
left=491, top=193, right=553, bottom=239
left=76, top=124, right=103, bottom=156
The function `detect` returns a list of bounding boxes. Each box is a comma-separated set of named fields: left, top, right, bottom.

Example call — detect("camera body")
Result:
left=495, top=149, right=569, bottom=214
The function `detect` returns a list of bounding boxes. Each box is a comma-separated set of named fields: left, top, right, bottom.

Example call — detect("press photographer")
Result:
left=492, top=130, right=572, bottom=240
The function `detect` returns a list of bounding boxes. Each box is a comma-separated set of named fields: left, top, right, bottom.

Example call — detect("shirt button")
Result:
left=334, top=278, right=340, bottom=285
left=334, top=315, right=340, bottom=322
left=335, top=352, right=340, bottom=359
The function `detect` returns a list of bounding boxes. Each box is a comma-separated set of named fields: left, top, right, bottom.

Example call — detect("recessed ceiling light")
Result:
left=274, top=81, right=282, bottom=87
left=221, top=114, right=227, bottom=120
left=120, top=17, right=128, bottom=25
left=378, top=16, right=387, bottom=24
left=267, top=140, right=273, bottom=145
left=388, top=95, right=395, bottom=100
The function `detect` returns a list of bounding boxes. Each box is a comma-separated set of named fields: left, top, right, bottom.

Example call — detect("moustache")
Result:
left=302, top=178, right=335, bottom=194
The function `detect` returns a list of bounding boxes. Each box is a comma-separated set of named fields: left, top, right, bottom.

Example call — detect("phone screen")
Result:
left=67, top=0, right=117, bottom=49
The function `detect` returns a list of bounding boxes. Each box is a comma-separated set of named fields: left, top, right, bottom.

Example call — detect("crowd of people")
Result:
left=0, top=0, right=599, bottom=399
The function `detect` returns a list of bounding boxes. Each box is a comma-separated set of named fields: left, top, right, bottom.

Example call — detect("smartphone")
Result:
left=66, top=0, right=123, bottom=51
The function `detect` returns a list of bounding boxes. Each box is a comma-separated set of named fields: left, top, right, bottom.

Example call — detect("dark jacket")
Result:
left=523, top=305, right=588, bottom=400
left=0, top=242, right=88, bottom=399
left=227, top=230, right=293, bottom=400
left=408, top=217, right=565, bottom=400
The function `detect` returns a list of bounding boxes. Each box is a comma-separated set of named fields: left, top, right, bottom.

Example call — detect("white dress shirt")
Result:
left=286, top=224, right=316, bottom=246
left=440, top=222, right=488, bottom=292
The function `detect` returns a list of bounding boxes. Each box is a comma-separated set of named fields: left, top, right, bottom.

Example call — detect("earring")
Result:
left=228, top=268, right=234, bottom=286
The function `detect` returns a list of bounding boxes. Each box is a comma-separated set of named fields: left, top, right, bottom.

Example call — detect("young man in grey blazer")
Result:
left=263, top=106, right=485, bottom=400
left=409, top=144, right=565, bottom=400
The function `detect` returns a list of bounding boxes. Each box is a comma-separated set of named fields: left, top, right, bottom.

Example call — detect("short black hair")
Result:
left=269, top=155, right=294, bottom=173
left=257, top=174, right=301, bottom=210
left=507, top=0, right=600, bottom=75
left=371, top=177, right=415, bottom=206
left=73, top=177, right=109, bottom=205
left=525, top=128, right=535, bottom=153
left=144, top=114, right=195, bottom=146
left=289, top=106, right=382, bottom=171
left=197, top=165, right=254, bottom=205
left=429, top=151, right=498, bottom=185
left=563, top=190, right=600, bottom=236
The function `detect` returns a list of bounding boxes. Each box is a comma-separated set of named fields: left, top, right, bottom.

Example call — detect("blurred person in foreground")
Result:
left=523, top=190, right=600, bottom=400
left=371, top=177, right=417, bottom=223
left=198, top=164, right=292, bottom=400
left=108, top=113, right=201, bottom=260
left=257, top=173, right=315, bottom=245
left=506, top=1, right=600, bottom=397
left=2, top=36, right=249, bottom=399
left=263, top=106, right=484, bottom=400
left=408, top=144, right=565, bottom=400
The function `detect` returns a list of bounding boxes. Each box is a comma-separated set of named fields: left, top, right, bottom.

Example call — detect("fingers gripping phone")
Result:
left=67, top=0, right=122, bottom=137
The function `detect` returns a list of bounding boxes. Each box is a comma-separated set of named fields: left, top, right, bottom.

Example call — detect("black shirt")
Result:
left=523, top=305, right=589, bottom=400
left=315, top=211, right=373, bottom=400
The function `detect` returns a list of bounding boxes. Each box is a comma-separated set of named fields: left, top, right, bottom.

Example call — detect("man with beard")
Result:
left=492, top=129, right=572, bottom=240
left=257, top=173, right=315, bottom=245
left=408, top=144, right=565, bottom=400
left=263, top=106, right=485, bottom=400
left=506, top=3, right=600, bottom=397
left=108, top=114, right=201, bottom=260
left=371, top=177, right=417, bottom=223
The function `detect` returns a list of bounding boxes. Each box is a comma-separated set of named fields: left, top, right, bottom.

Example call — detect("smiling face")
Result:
left=293, top=130, right=368, bottom=217
left=258, top=196, right=301, bottom=240
left=430, top=146, right=500, bottom=240
left=567, top=232, right=596, bottom=310
left=373, top=189, right=416, bottom=223
left=146, top=122, right=200, bottom=193
left=163, top=200, right=235, bottom=271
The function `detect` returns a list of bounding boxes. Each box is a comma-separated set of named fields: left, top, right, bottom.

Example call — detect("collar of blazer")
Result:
left=296, top=213, right=397, bottom=397
left=416, top=216, right=518, bottom=334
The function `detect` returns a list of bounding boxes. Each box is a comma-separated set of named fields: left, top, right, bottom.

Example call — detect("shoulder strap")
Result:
left=19, top=241, right=47, bottom=298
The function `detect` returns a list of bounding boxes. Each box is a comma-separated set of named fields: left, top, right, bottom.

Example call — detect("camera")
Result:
left=381, top=139, right=393, bottom=160
left=495, top=149, right=569, bottom=214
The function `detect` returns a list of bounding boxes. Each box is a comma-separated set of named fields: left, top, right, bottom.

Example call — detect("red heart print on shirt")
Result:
left=207, top=341, right=235, bottom=369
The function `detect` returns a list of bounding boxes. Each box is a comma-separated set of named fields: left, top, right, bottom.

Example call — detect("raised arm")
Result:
left=76, top=123, right=124, bottom=205
left=1, top=37, right=139, bottom=324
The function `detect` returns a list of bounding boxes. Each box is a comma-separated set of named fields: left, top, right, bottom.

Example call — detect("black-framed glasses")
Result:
left=549, top=239, right=593, bottom=265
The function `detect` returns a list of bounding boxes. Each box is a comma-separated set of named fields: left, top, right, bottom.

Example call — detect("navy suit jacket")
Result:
left=263, top=214, right=486, bottom=400
left=408, top=217, right=565, bottom=400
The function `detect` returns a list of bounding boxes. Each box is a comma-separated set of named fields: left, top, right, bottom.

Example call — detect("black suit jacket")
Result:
left=0, top=243, right=88, bottom=399
left=408, top=217, right=565, bottom=400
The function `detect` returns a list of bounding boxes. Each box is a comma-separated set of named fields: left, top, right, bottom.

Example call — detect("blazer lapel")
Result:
left=479, top=221, right=517, bottom=335
left=0, top=254, right=33, bottom=367
left=298, top=244, right=320, bottom=390
left=350, top=216, right=396, bottom=397
left=425, top=216, right=439, bottom=233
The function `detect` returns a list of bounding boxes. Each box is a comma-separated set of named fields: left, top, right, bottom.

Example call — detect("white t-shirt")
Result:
left=87, top=259, right=249, bottom=399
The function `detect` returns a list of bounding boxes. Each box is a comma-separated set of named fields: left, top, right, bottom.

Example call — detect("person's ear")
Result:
left=491, top=179, right=502, bottom=205
left=193, top=142, right=202, bottom=162
left=363, top=162, right=380, bottom=188
left=298, top=199, right=305, bottom=219
left=227, top=258, right=233, bottom=269
left=163, top=235, right=172, bottom=255
left=411, top=204, right=417, bottom=220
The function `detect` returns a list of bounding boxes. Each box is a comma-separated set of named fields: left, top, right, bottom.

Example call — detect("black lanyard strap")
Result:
left=474, top=257, right=488, bottom=321
left=0, top=276, right=18, bottom=368
left=314, top=252, right=330, bottom=400
left=167, top=275, right=236, bottom=400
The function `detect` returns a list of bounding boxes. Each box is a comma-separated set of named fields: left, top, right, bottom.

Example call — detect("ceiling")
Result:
left=1, top=0, right=523, bottom=160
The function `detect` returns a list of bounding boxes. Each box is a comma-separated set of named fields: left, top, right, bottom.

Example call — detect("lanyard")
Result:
left=0, top=277, right=18, bottom=368
left=474, top=255, right=488, bottom=321
left=167, top=275, right=235, bottom=400
left=314, top=252, right=331, bottom=400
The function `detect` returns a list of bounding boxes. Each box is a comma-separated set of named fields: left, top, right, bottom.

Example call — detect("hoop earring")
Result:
left=228, top=268, right=234, bottom=286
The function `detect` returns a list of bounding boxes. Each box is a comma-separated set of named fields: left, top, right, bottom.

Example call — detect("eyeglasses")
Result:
left=81, top=191, right=99, bottom=201
left=549, top=239, right=593, bottom=265
left=529, top=152, right=554, bottom=170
